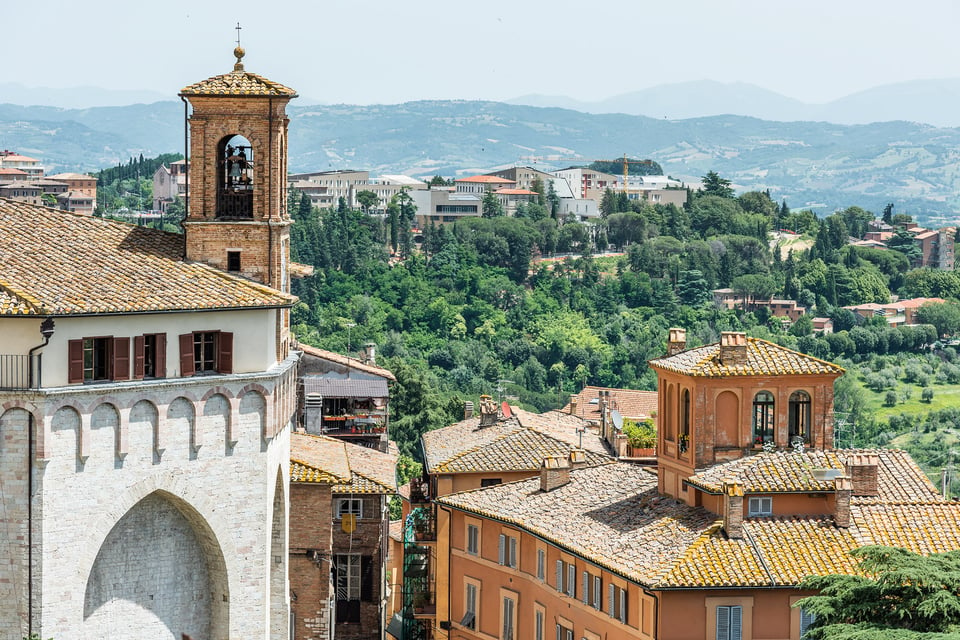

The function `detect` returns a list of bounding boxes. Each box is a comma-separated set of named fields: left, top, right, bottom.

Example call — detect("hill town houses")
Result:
left=1, top=49, right=960, bottom=640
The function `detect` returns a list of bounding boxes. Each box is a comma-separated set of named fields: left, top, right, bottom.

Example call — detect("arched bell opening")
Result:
left=217, top=134, right=254, bottom=219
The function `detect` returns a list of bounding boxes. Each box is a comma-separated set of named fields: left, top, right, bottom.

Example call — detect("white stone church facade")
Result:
left=0, top=49, right=301, bottom=640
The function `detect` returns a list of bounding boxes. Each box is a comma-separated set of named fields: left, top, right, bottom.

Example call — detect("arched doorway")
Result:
left=83, top=491, right=229, bottom=639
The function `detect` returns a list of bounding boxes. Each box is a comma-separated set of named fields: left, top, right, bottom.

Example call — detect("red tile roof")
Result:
left=455, top=175, right=515, bottom=184
left=561, top=386, right=658, bottom=422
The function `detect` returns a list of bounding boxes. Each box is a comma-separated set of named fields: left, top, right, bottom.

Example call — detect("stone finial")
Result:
left=234, top=46, right=245, bottom=71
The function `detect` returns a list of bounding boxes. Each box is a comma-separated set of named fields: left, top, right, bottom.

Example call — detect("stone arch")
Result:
left=715, top=390, right=740, bottom=447
left=0, top=408, right=30, bottom=635
left=90, top=402, right=120, bottom=469
left=165, top=397, right=196, bottom=460
left=270, top=468, right=288, bottom=639
left=129, top=400, right=159, bottom=465
left=51, top=405, right=82, bottom=468
left=238, top=389, right=267, bottom=449
left=201, top=393, right=231, bottom=456
left=82, top=490, right=230, bottom=640
left=218, top=133, right=255, bottom=219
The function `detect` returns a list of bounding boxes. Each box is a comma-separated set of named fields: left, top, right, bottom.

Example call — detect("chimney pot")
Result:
left=722, top=479, right=744, bottom=539
left=667, top=328, right=687, bottom=356
left=834, top=476, right=852, bottom=527
left=363, top=342, right=377, bottom=365
left=540, top=455, right=571, bottom=492
left=719, top=331, right=748, bottom=366
left=845, top=453, right=879, bottom=496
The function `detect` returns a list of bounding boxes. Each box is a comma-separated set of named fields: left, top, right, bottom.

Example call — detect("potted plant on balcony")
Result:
left=623, top=418, right=657, bottom=457
left=413, top=592, right=428, bottom=613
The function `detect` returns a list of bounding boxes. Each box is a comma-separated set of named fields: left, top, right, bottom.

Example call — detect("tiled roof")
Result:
left=0, top=197, right=294, bottom=316
left=299, top=344, right=396, bottom=381
left=332, top=440, right=398, bottom=495
left=685, top=449, right=941, bottom=501
left=658, top=517, right=860, bottom=588
left=292, top=433, right=397, bottom=494
left=0, top=168, right=27, bottom=175
left=648, top=336, right=845, bottom=378
left=48, top=173, right=95, bottom=181
left=439, top=464, right=717, bottom=584
left=180, top=54, right=297, bottom=97
left=422, top=406, right=611, bottom=474
left=290, top=433, right=351, bottom=483
left=389, top=520, right=404, bottom=542
left=560, top=386, right=658, bottom=422
left=494, top=188, right=537, bottom=195
left=303, top=376, right=389, bottom=399
left=441, top=456, right=960, bottom=590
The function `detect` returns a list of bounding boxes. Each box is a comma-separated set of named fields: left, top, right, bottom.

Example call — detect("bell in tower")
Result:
left=179, top=44, right=298, bottom=293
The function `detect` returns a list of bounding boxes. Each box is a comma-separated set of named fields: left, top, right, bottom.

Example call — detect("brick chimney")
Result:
left=834, top=476, right=852, bottom=528
left=463, top=401, right=474, bottom=420
left=569, top=448, right=587, bottom=468
left=845, top=453, right=879, bottom=497
left=478, top=394, right=498, bottom=427
left=540, top=455, right=571, bottom=492
left=667, top=328, right=687, bottom=356
left=719, top=332, right=748, bottom=367
left=722, top=479, right=744, bottom=539
left=569, top=394, right=578, bottom=416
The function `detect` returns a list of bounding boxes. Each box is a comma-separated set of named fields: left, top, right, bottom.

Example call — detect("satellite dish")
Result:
left=611, top=409, right=623, bottom=431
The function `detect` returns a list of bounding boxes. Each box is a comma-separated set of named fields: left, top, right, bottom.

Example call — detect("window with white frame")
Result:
left=556, top=623, right=574, bottom=640
left=716, top=605, right=742, bottom=640
left=336, top=498, right=363, bottom=519
left=498, top=534, right=518, bottom=568
left=535, top=607, right=544, bottom=640
left=566, top=563, right=576, bottom=598
left=334, top=553, right=361, bottom=600
left=748, top=496, right=773, bottom=517
left=467, top=524, right=479, bottom=555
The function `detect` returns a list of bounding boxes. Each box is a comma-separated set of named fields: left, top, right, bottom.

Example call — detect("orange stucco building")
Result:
left=396, top=329, right=960, bottom=640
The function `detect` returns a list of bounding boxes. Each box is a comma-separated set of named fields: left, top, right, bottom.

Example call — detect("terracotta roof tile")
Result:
left=0, top=197, right=294, bottom=315
left=455, top=175, right=515, bottom=184
left=649, top=337, right=845, bottom=378
left=560, top=386, right=658, bottom=422
left=422, top=406, right=611, bottom=474
left=299, top=344, right=396, bottom=381
left=290, top=433, right=351, bottom=484
left=180, top=58, right=297, bottom=97
left=332, top=440, right=398, bottom=495
left=852, top=503, right=960, bottom=553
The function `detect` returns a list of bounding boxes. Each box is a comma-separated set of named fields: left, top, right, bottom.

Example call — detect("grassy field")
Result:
left=862, top=382, right=960, bottom=420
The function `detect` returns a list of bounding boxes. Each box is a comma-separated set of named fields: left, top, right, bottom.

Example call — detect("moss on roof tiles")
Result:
left=0, top=198, right=294, bottom=315
left=649, top=336, right=845, bottom=378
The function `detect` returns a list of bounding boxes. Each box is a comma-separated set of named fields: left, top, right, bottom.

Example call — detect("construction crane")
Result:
left=592, top=154, right=656, bottom=194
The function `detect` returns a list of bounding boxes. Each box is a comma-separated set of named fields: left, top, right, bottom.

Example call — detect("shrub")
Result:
left=623, top=418, right=657, bottom=448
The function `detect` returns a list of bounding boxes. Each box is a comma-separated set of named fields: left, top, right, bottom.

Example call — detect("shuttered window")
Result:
left=134, top=333, right=166, bottom=379
left=179, top=331, right=233, bottom=376
left=537, top=549, right=545, bottom=580
left=800, top=608, right=816, bottom=639
left=716, top=605, right=742, bottom=640
left=556, top=560, right=564, bottom=592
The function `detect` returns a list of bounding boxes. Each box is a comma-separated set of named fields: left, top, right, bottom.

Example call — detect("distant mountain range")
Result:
left=3, top=94, right=960, bottom=224
left=507, top=78, right=960, bottom=128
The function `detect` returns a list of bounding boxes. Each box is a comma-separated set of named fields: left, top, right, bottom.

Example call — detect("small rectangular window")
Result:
left=566, top=564, right=575, bottom=597
left=481, top=478, right=503, bottom=487
left=537, top=549, right=545, bottom=581
left=83, top=337, right=111, bottom=381
left=227, top=250, right=241, bottom=272
left=467, top=524, right=479, bottom=555
left=748, top=496, right=773, bottom=517
left=463, top=583, right=477, bottom=630
left=502, top=596, right=515, bottom=640
left=716, top=605, right=742, bottom=640
left=336, top=498, right=363, bottom=519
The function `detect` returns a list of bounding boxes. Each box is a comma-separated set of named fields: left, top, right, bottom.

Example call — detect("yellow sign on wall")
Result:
left=341, top=514, right=357, bottom=533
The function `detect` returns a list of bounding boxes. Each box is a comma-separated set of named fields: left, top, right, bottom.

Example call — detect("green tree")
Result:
left=482, top=191, right=505, bottom=218
left=796, top=546, right=960, bottom=639
left=356, top=189, right=380, bottom=213
left=700, top=171, right=735, bottom=198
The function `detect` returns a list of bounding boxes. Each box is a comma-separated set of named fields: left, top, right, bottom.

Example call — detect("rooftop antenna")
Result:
left=496, top=379, right=514, bottom=407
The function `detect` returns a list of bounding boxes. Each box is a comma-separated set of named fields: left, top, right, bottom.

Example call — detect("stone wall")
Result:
left=0, top=352, right=299, bottom=639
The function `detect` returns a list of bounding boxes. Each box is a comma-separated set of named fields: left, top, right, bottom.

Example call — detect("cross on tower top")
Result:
left=235, top=22, right=242, bottom=47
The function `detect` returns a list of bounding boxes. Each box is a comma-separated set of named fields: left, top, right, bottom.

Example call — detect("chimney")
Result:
left=719, top=332, right=748, bottom=367
left=569, top=448, right=587, bottom=468
left=540, top=455, right=571, bottom=492
left=363, top=342, right=377, bottom=365
left=569, top=394, right=578, bottom=416
left=845, top=453, right=879, bottom=497
left=667, top=328, right=687, bottom=356
left=722, top=480, right=744, bottom=539
left=304, top=393, right=323, bottom=435
left=478, top=395, right=498, bottom=427
left=464, top=401, right=475, bottom=420
left=834, top=476, right=852, bottom=528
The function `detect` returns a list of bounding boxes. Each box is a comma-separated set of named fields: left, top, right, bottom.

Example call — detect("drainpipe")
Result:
left=26, top=317, right=54, bottom=637
left=181, top=96, right=190, bottom=239
left=267, top=97, right=275, bottom=289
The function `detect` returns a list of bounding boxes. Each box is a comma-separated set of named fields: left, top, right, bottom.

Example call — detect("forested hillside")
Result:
left=287, top=174, right=960, bottom=494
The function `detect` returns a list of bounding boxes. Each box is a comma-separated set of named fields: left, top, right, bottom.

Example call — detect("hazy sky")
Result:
left=7, top=0, right=960, bottom=105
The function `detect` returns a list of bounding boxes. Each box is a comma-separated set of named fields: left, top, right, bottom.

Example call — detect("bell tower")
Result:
left=179, top=46, right=297, bottom=294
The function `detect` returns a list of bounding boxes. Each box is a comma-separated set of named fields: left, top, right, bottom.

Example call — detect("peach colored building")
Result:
left=409, top=330, right=960, bottom=640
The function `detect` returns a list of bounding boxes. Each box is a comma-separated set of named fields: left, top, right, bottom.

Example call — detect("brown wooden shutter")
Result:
left=133, top=335, right=145, bottom=379
left=155, top=333, right=167, bottom=378
left=68, top=339, right=84, bottom=383
left=218, top=332, right=233, bottom=374
left=113, top=337, right=130, bottom=381
left=179, top=333, right=195, bottom=377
